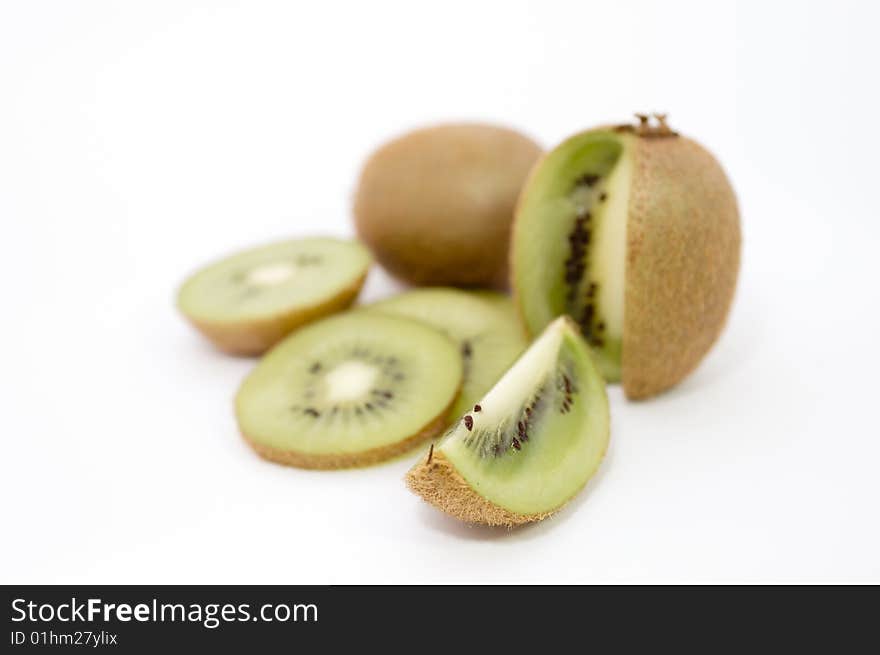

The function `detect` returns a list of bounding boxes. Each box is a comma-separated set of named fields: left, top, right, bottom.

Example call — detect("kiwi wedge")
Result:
left=512, top=114, right=740, bottom=398
left=177, top=237, right=371, bottom=355
left=406, top=316, right=609, bottom=527
left=368, top=288, right=527, bottom=420
left=236, top=312, right=463, bottom=469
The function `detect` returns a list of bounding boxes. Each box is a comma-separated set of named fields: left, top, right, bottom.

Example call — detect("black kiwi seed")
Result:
left=461, top=386, right=551, bottom=459
left=564, top=179, right=611, bottom=342
left=564, top=205, right=595, bottom=305
left=304, top=407, right=320, bottom=417
left=461, top=341, right=473, bottom=359
left=309, top=362, right=321, bottom=374
left=576, top=173, right=600, bottom=187
left=474, top=404, right=481, bottom=412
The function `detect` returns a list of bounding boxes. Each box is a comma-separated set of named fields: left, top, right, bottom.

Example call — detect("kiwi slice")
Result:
left=177, top=237, right=371, bottom=355
left=512, top=115, right=740, bottom=398
left=236, top=312, right=463, bottom=469
left=368, top=288, right=527, bottom=419
left=406, top=316, right=609, bottom=527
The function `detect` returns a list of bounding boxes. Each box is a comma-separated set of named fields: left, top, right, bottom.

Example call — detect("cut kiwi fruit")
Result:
left=367, top=288, right=527, bottom=420
left=406, top=316, right=609, bottom=527
left=236, top=312, right=463, bottom=469
left=177, top=237, right=371, bottom=355
left=512, top=114, right=740, bottom=398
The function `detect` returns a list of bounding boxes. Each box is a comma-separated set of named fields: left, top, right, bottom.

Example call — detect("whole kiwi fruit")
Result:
left=512, top=114, right=740, bottom=399
left=354, top=123, right=542, bottom=288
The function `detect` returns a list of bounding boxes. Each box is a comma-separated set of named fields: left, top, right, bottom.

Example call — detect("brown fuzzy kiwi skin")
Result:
left=239, top=386, right=457, bottom=470
left=182, top=272, right=367, bottom=356
left=354, top=124, right=542, bottom=289
left=405, top=451, right=556, bottom=528
left=622, top=134, right=740, bottom=399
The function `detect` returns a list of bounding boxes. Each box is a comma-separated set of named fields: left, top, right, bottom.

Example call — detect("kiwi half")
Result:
left=406, top=316, right=609, bottom=527
left=236, top=312, right=463, bottom=469
left=512, top=115, right=740, bottom=398
left=177, top=237, right=371, bottom=355
left=367, top=288, right=527, bottom=420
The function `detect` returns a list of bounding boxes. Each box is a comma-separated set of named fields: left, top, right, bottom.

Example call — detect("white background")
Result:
left=2, top=0, right=878, bottom=584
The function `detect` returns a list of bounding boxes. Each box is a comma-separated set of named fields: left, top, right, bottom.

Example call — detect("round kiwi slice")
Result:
left=367, top=288, right=527, bottom=420
left=406, top=316, right=609, bottom=527
left=177, top=237, right=372, bottom=355
left=236, top=312, right=463, bottom=469
left=511, top=114, right=740, bottom=399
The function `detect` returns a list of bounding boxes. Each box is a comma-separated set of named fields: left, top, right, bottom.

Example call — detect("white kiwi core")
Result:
left=589, top=148, right=632, bottom=347
left=467, top=317, right=564, bottom=426
left=247, top=262, right=297, bottom=286
left=324, top=360, right=379, bottom=403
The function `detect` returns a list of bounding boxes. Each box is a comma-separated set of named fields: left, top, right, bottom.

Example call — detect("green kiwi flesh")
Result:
left=512, top=131, right=632, bottom=380
left=236, top=312, right=463, bottom=469
left=406, top=316, right=609, bottom=525
left=367, top=288, right=527, bottom=419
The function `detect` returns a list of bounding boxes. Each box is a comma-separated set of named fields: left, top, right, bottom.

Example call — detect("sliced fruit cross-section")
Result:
left=177, top=237, right=372, bottom=355
left=236, top=312, right=463, bottom=469
left=513, top=132, right=629, bottom=380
